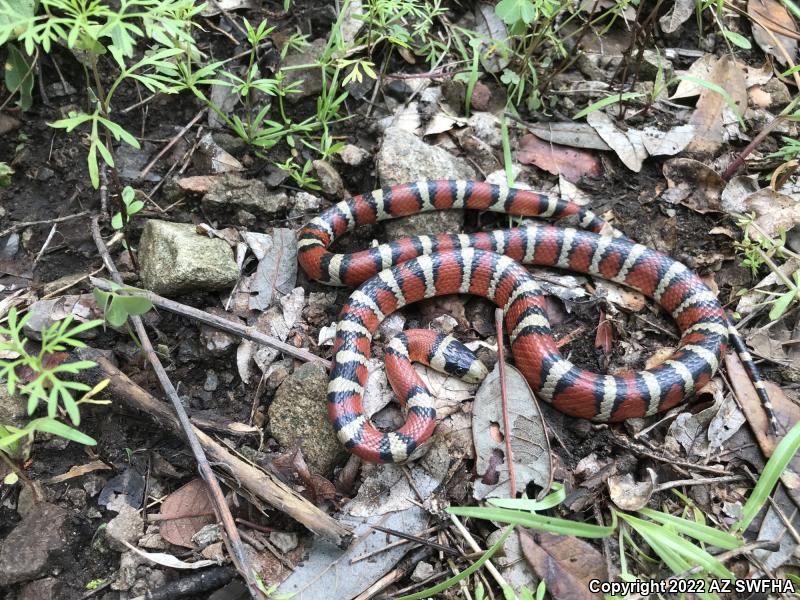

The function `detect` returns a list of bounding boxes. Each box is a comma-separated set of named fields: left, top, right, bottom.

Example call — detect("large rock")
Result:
left=377, top=127, right=476, bottom=238
left=280, top=38, right=327, bottom=102
left=0, top=503, right=72, bottom=585
left=138, top=220, right=238, bottom=296
left=201, top=174, right=289, bottom=221
left=268, top=362, right=347, bottom=475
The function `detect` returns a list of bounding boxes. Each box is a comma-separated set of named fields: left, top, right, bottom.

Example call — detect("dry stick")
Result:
left=652, top=474, right=746, bottom=494
left=89, top=277, right=332, bottom=370
left=494, top=308, right=517, bottom=499
left=368, top=524, right=459, bottom=556
left=89, top=218, right=261, bottom=599
left=0, top=211, right=90, bottom=239
left=138, top=109, right=206, bottom=181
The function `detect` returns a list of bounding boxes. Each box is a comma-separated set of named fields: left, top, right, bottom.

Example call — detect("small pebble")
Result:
left=411, top=561, right=435, bottom=582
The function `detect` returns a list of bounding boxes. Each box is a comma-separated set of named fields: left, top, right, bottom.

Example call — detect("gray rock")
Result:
left=19, top=577, right=60, bottom=600
left=0, top=503, right=72, bottom=585
left=281, top=38, right=327, bottom=102
left=105, top=504, right=144, bottom=552
left=199, top=308, right=240, bottom=355
left=138, top=220, right=238, bottom=296
left=639, top=49, right=674, bottom=81
left=0, top=385, right=26, bottom=429
left=202, top=174, right=289, bottom=221
left=313, top=159, right=345, bottom=198
left=269, top=531, right=298, bottom=553
left=411, top=561, right=434, bottom=582
left=339, top=144, right=370, bottom=166
left=761, top=77, right=792, bottom=109
left=204, top=369, right=219, bottom=392
left=268, top=362, right=347, bottom=475
left=377, top=127, right=475, bottom=238
left=467, top=112, right=502, bottom=147
left=192, top=523, right=221, bottom=549
left=291, top=191, right=325, bottom=217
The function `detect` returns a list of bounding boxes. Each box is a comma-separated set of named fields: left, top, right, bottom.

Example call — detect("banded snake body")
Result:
left=298, top=180, right=777, bottom=463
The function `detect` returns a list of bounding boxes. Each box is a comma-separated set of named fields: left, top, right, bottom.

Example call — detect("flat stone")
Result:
left=0, top=503, right=72, bottom=585
left=139, top=220, right=238, bottom=296
left=268, top=362, right=347, bottom=475
left=19, top=577, right=60, bottom=600
left=377, top=127, right=475, bottom=238
left=312, top=159, right=345, bottom=198
left=202, top=174, right=289, bottom=221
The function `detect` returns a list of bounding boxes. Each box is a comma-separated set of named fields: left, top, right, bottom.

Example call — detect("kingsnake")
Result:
left=298, top=180, right=776, bottom=463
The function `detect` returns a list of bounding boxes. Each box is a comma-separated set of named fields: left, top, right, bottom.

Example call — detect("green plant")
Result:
left=442, top=428, right=800, bottom=599
left=0, top=162, right=13, bottom=186
left=0, top=309, right=107, bottom=484
left=735, top=213, right=800, bottom=321
left=111, top=186, right=144, bottom=232
left=2, top=0, right=204, bottom=188
left=0, top=307, right=103, bottom=423
left=93, top=282, right=154, bottom=327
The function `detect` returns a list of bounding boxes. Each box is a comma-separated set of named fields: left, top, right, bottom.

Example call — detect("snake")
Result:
left=297, top=180, right=776, bottom=463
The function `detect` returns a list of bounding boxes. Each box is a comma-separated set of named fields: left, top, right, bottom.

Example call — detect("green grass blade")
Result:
left=574, top=92, right=644, bottom=119
left=734, top=420, right=800, bottom=533
left=397, top=526, right=513, bottom=600
left=638, top=508, right=741, bottom=550
left=448, top=506, right=614, bottom=538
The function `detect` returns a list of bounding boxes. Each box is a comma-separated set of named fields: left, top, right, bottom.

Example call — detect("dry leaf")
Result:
left=519, top=529, right=607, bottom=600
left=687, top=56, right=747, bottom=154
left=659, top=0, right=694, bottom=33
left=158, top=479, right=216, bottom=548
left=661, top=158, right=725, bottom=213
left=122, top=541, right=219, bottom=569
left=526, top=122, right=611, bottom=151
left=517, top=133, right=601, bottom=182
left=744, top=189, right=800, bottom=237
left=45, top=460, right=111, bottom=484
left=586, top=111, right=647, bottom=172
left=748, top=0, right=799, bottom=66
left=473, top=363, right=550, bottom=500
left=607, top=471, right=656, bottom=510
left=248, top=228, right=298, bottom=311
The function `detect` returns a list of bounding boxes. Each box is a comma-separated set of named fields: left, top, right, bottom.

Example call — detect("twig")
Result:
left=32, top=223, right=59, bottom=267
left=138, top=109, right=206, bottom=181
left=0, top=211, right=90, bottom=239
left=495, top=308, right=517, bottom=498
left=368, top=524, right=459, bottom=556
left=90, top=218, right=260, bottom=598
left=350, top=526, right=440, bottom=563
left=449, top=513, right=510, bottom=589
left=89, top=277, right=332, bottom=369
left=652, top=474, right=745, bottom=494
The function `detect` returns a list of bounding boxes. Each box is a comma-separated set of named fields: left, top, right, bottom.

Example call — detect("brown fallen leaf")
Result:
left=687, top=56, right=747, bottom=154
left=45, top=460, right=112, bottom=484
left=519, top=529, right=607, bottom=600
left=158, top=478, right=216, bottom=548
left=517, top=133, right=601, bottom=183
left=725, top=352, right=798, bottom=456
left=748, top=0, right=799, bottom=66
left=661, top=158, right=725, bottom=213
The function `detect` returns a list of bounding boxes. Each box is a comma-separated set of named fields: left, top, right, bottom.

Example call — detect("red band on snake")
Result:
left=298, top=180, right=776, bottom=463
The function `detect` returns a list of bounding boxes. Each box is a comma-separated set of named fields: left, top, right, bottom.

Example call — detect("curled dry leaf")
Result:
left=517, top=133, right=601, bottom=183
left=748, top=0, right=799, bottom=66
left=721, top=175, right=761, bottom=213
left=661, top=158, right=725, bottom=213
left=473, top=363, right=551, bottom=500
left=607, top=470, right=656, bottom=511
left=122, top=540, right=219, bottom=569
left=519, top=529, right=607, bottom=600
